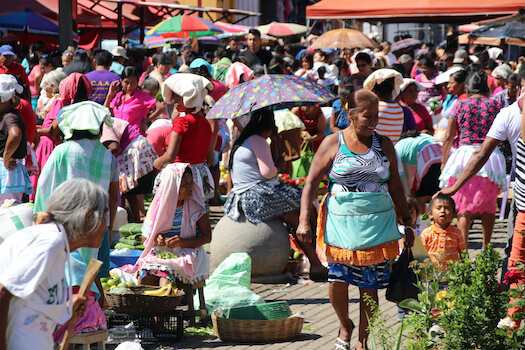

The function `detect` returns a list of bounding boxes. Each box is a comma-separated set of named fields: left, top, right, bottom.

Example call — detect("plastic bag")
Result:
left=107, top=322, right=137, bottom=342
left=115, top=340, right=144, bottom=350
left=386, top=248, right=420, bottom=304
left=292, top=141, right=314, bottom=179
left=411, top=235, right=430, bottom=262
left=195, top=252, right=264, bottom=312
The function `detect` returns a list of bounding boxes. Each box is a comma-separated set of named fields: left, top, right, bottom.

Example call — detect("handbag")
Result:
left=292, top=140, right=314, bottom=179
left=386, top=248, right=420, bottom=303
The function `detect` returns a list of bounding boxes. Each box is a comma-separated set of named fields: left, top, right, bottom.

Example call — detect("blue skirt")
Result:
left=0, top=161, right=34, bottom=195
left=224, top=179, right=301, bottom=224
left=328, top=260, right=390, bottom=290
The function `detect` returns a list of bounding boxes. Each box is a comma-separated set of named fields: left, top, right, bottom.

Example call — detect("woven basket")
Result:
left=212, top=309, right=304, bottom=342
left=105, top=285, right=184, bottom=315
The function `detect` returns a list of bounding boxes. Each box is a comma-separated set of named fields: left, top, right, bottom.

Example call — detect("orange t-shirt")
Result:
left=421, top=224, right=466, bottom=266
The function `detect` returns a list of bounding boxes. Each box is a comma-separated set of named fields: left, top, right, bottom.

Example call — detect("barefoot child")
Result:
left=137, top=163, right=211, bottom=287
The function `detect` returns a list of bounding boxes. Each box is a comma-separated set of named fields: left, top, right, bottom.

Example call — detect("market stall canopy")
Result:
left=470, top=21, right=525, bottom=40
left=306, top=0, right=525, bottom=23
left=464, top=21, right=525, bottom=47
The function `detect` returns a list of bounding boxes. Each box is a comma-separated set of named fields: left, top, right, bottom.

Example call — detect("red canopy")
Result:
left=306, top=0, right=525, bottom=23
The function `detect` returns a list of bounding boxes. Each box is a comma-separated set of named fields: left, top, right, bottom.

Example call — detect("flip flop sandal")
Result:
left=334, top=337, right=350, bottom=350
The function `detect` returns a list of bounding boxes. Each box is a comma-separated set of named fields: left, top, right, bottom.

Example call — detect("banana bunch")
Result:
left=143, top=283, right=179, bottom=297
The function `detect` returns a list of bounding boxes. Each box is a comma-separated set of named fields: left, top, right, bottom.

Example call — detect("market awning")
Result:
left=306, top=0, right=525, bottom=23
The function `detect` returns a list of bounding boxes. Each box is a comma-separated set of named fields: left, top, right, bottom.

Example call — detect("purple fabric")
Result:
left=120, top=124, right=141, bottom=151
left=85, top=70, right=121, bottom=105
left=401, top=106, right=417, bottom=132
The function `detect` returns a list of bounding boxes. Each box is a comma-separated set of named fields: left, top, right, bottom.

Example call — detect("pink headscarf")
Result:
left=59, top=73, right=93, bottom=106
left=138, top=163, right=207, bottom=264
left=225, top=62, right=254, bottom=89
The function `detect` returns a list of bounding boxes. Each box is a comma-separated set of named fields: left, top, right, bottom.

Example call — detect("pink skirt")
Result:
left=448, top=176, right=500, bottom=214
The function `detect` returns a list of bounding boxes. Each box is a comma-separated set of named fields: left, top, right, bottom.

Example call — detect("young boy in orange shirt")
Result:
left=421, top=193, right=467, bottom=267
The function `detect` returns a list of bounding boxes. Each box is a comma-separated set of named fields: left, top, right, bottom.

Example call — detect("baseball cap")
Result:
left=74, top=48, right=88, bottom=60
left=0, top=45, right=15, bottom=56
left=111, top=46, right=128, bottom=59
left=453, top=49, right=467, bottom=64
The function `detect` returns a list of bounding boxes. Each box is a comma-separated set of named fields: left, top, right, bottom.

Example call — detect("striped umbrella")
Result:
left=147, top=15, right=223, bottom=39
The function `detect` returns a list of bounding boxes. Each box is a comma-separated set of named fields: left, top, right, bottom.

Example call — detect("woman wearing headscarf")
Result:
left=153, top=72, right=215, bottom=201
left=34, top=101, right=119, bottom=306
left=0, top=75, right=33, bottom=204
left=363, top=68, right=405, bottom=144
left=31, top=73, right=92, bottom=197
left=137, top=163, right=211, bottom=286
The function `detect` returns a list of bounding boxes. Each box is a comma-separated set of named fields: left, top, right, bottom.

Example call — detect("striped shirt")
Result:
left=376, top=101, right=404, bottom=144
left=421, top=224, right=467, bottom=267
left=515, top=138, right=525, bottom=211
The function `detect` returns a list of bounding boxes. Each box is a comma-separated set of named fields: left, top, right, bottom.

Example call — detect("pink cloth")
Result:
left=28, top=65, right=41, bottom=98
left=210, top=79, right=228, bottom=102
left=225, top=62, right=254, bottom=88
left=110, top=89, right=156, bottom=134
left=53, top=288, right=106, bottom=343
left=448, top=176, right=499, bottom=214
left=59, top=73, right=92, bottom=106
left=145, top=125, right=172, bottom=157
left=30, top=99, right=63, bottom=199
left=137, top=163, right=208, bottom=283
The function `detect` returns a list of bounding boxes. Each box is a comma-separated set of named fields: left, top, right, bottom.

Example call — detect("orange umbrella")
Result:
left=311, top=28, right=378, bottom=50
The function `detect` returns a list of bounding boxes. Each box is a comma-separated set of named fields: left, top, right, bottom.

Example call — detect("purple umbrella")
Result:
left=207, top=74, right=337, bottom=119
left=0, top=8, right=58, bottom=35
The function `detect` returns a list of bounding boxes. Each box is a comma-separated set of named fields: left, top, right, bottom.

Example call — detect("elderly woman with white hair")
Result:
left=153, top=72, right=215, bottom=200
left=0, top=74, right=33, bottom=204
left=35, top=69, right=66, bottom=122
left=0, top=178, right=108, bottom=350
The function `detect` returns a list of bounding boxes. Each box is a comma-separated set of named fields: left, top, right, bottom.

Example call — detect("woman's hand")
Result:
left=156, top=234, right=166, bottom=246
left=404, top=226, right=415, bottom=249
left=72, top=294, right=88, bottom=318
left=108, top=80, right=120, bottom=96
left=301, top=130, right=312, bottom=142
left=296, top=222, right=314, bottom=243
left=3, top=157, right=17, bottom=171
left=165, top=236, right=182, bottom=249
left=153, top=157, right=166, bottom=171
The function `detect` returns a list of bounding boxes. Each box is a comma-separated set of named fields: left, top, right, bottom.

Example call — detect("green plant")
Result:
left=438, top=247, right=525, bottom=349
left=400, top=258, right=446, bottom=350
left=364, top=293, right=404, bottom=350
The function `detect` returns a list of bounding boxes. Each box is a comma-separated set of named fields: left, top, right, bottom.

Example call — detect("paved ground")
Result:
left=106, top=206, right=511, bottom=350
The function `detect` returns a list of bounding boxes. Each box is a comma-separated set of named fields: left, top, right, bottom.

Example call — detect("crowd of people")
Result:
left=0, top=27, right=524, bottom=350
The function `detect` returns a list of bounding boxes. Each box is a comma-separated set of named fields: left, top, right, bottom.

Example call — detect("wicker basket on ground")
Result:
left=105, top=285, right=184, bottom=315
left=212, top=309, right=304, bottom=342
